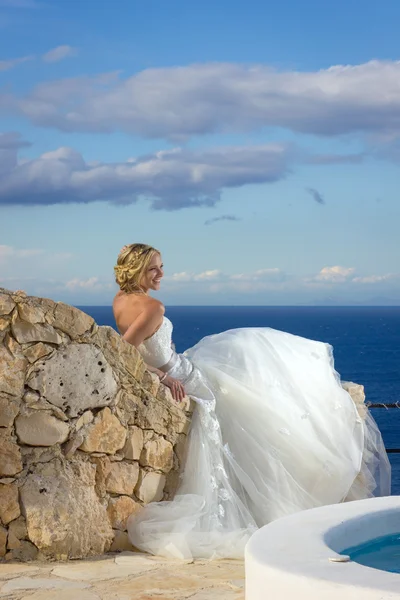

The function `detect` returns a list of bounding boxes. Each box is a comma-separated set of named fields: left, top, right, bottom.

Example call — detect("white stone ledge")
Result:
left=245, top=496, right=400, bottom=600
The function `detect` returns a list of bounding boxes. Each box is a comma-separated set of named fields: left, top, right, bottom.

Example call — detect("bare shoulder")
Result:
left=113, top=292, right=164, bottom=336
left=113, top=292, right=163, bottom=312
left=112, top=291, right=127, bottom=311
left=141, top=297, right=165, bottom=318
left=114, top=293, right=164, bottom=321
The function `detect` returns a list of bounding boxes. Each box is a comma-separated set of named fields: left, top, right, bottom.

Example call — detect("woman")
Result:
left=113, top=243, right=390, bottom=560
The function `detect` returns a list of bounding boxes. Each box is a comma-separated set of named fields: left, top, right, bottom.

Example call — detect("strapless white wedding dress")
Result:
left=128, top=317, right=391, bottom=560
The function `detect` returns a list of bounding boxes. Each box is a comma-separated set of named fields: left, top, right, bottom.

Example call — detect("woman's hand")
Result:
left=162, top=375, right=185, bottom=402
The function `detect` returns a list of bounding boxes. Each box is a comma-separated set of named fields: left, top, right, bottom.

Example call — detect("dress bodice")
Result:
left=138, top=316, right=174, bottom=369
left=137, top=315, right=198, bottom=388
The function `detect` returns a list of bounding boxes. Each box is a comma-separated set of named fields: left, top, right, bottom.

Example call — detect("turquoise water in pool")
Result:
left=343, top=533, right=400, bottom=573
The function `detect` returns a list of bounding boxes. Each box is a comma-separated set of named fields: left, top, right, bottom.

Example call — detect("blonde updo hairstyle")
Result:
left=114, top=243, right=160, bottom=294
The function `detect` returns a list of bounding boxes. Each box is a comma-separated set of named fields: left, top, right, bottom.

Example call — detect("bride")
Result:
left=113, top=243, right=391, bottom=560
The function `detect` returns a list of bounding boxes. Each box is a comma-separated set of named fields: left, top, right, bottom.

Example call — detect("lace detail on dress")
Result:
left=155, top=351, right=257, bottom=548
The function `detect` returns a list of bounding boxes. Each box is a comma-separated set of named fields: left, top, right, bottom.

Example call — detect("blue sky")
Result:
left=0, top=0, right=399, bottom=305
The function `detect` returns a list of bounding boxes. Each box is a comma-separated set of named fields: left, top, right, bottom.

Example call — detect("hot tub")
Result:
left=245, top=496, right=400, bottom=600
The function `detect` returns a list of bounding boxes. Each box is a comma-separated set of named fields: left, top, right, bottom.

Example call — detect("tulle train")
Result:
left=128, top=327, right=391, bottom=559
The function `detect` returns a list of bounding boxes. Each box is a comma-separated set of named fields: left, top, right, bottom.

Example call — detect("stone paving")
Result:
left=0, top=552, right=245, bottom=600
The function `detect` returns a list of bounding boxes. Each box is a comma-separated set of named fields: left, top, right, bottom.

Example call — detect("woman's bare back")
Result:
left=113, top=291, right=164, bottom=343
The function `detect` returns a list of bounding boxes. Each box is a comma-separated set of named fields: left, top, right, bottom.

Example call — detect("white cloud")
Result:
left=3, top=60, right=400, bottom=140
left=42, top=45, right=78, bottom=63
left=0, top=45, right=76, bottom=73
left=0, top=54, right=34, bottom=71
left=0, top=244, right=43, bottom=261
left=0, top=245, right=72, bottom=277
left=307, top=266, right=356, bottom=284
left=65, top=277, right=112, bottom=292
left=352, top=273, right=398, bottom=284
left=65, top=277, right=98, bottom=290
left=15, top=248, right=43, bottom=258
left=230, top=268, right=282, bottom=281
left=164, top=270, right=223, bottom=284
left=168, top=272, right=193, bottom=282
left=2, top=267, right=398, bottom=305
left=165, top=267, right=400, bottom=297
left=305, top=267, right=400, bottom=287
left=0, top=132, right=31, bottom=150
left=0, top=140, right=289, bottom=210
left=164, top=267, right=286, bottom=293
left=193, top=270, right=222, bottom=281
left=0, top=275, right=112, bottom=300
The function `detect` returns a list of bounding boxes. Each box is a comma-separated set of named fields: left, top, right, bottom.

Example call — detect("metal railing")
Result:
left=367, top=403, right=400, bottom=454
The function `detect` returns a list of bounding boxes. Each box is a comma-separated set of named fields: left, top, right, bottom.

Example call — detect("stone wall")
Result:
left=0, top=288, right=194, bottom=561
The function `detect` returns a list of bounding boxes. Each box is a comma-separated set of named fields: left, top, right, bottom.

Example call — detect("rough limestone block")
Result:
left=0, top=429, right=23, bottom=476
left=48, top=302, right=95, bottom=339
left=140, top=436, right=174, bottom=474
left=20, top=459, right=113, bottom=559
left=174, top=433, right=188, bottom=468
left=23, top=342, right=54, bottom=364
left=11, top=321, right=62, bottom=345
left=23, top=389, right=40, bottom=404
left=105, top=462, right=139, bottom=495
left=18, top=301, right=46, bottom=324
left=0, top=525, right=7, bottom=557
left=75, top=410, right=94, bottom=430
left=342, top=380, right=367, bottom=420
left=164, top=469, right=181, bottom=500
left=115, top=391, right=141, bottom=427
left=21, top=445, right=63, bottom=465
left=135, top=470, right=166, bottom=504
left=91, top=326, right=146, bottom=384
left=0, top=346, right=27, bottom=397
left=27, top=344, right=118, bottom=418
left=15, top=412, right=70, bottom=447
left=0, top=396, right=20, bottom=427
left=141, top=370, right=160, bottom=397
left=135, top=398, right=191, bottom=443
left=8, top=516, right=28, bottom=540
left=0, top=317, right=10, bottom=332
left=107, top=496, right=141, bottom=531
left=24, top=399, right=68, bottom=422
left=110, top=530, right=136, bottom=552
left=0, top=483, right=20, bottom=525
left=123, top=426, right=144, bottom=460
left=7, top=539, right=38, bottom=561
left=92, top=456, right=111, bottom=498
left=7, top=529, right=21, bottom=550
left=79, top=408, right=126, bottom=454
left=0, top=293, right=15, bottom=316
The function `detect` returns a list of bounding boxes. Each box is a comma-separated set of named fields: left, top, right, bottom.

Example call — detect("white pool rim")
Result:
left=245, top=496, right=400, bottom=600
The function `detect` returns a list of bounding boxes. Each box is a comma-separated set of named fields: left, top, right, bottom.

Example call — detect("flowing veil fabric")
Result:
left=128, top=325, right=391, bottom=560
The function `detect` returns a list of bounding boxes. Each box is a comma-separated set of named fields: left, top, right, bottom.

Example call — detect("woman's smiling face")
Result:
left=140, top=252, right=164, bottom=292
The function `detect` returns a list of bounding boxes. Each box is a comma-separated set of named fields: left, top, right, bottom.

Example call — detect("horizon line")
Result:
left=75, top=304, right=400, bottom=308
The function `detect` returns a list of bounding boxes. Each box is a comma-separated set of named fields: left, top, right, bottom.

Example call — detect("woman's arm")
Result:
left=144, top=362, right=185, bottom=402
left=146, top=363, right=167, bottom=378
left=122, top=301, right=185, bottom=402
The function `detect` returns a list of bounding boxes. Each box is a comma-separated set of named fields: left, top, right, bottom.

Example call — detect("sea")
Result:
left=78, top=305, right=400, bottom=495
